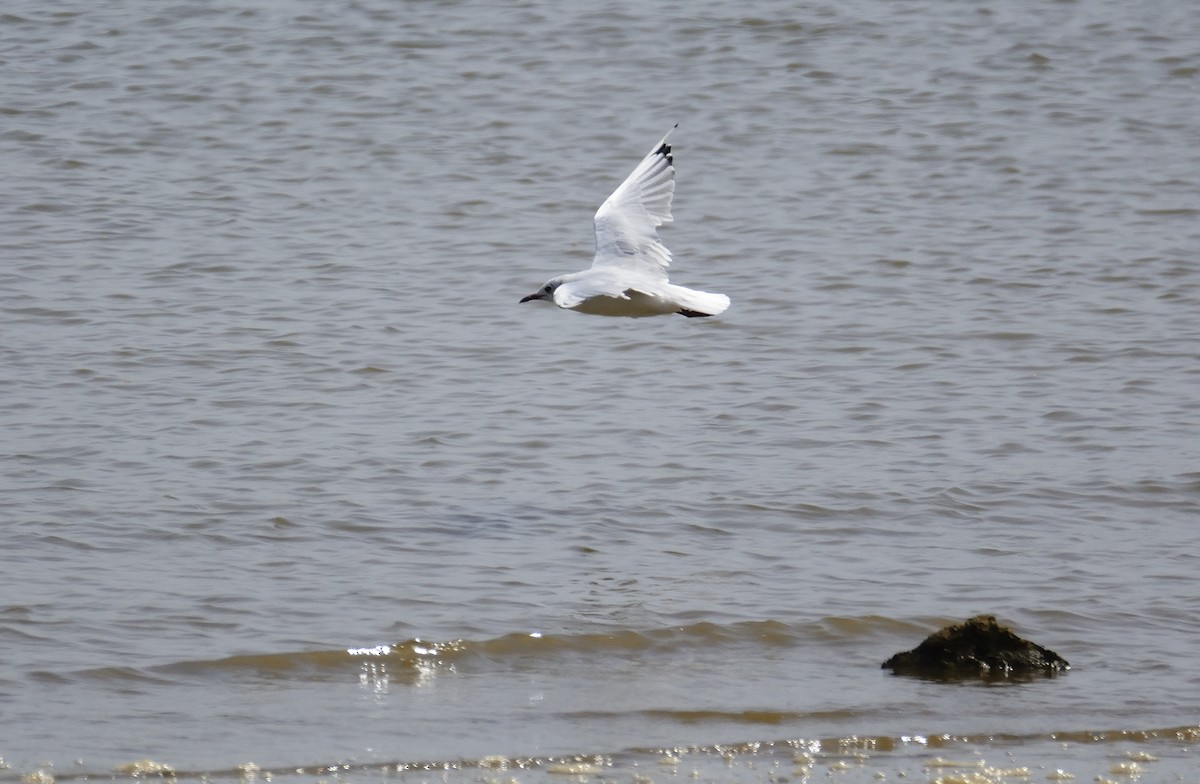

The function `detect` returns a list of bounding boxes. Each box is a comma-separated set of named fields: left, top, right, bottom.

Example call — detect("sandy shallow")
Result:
left=16, top=726, right=1197, bottom=784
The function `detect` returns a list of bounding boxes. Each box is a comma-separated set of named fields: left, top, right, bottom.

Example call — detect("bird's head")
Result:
left=519, top=278, right=562, bottom=305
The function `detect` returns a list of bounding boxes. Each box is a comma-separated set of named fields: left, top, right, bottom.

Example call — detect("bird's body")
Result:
left=520, top=127, right=730, bottom=318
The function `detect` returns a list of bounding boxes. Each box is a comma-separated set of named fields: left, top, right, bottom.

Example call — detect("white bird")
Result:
left=519, top=126, right=730, bottom=318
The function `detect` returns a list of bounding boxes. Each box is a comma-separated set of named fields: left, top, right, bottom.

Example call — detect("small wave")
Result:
left=566, top=707, right=865, bottom=725
left=117, top=616, right=928, bottom=682
left=159, top=639, right=468, bottom=679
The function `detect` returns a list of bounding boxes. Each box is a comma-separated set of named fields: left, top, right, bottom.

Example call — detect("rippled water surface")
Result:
left=3, top=0, right=1199, bottom=781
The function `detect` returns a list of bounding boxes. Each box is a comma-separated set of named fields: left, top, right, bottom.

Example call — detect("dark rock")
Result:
left=882, top=615, right=1069, bottom=680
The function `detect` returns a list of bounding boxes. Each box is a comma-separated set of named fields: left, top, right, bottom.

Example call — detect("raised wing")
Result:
left=591, top=126, right=677, bottom=279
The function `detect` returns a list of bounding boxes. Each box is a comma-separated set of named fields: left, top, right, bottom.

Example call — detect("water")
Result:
left=3, top=0, right=1199, bottom=781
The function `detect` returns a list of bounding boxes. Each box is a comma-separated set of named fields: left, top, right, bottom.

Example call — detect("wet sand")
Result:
left=16, top=726, right=1197, bottom=784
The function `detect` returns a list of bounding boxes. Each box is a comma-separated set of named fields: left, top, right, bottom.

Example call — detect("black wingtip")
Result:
left=655, top=141, right=673, bottom=165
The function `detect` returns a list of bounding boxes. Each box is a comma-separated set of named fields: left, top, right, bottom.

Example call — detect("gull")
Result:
left=519, top=126, right=730, bottom=318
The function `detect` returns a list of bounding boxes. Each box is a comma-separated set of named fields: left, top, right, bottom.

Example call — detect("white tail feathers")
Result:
left=669, top=285, right=731, bottom=317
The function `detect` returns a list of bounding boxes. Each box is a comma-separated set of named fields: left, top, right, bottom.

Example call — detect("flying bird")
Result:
left=519, top=127, right=730, bottom=318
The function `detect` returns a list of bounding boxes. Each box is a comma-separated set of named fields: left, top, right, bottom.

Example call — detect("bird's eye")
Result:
left=544, top=284, right=553, bottom=292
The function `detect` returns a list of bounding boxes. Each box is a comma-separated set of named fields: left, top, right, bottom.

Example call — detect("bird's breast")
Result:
left=568, top=289, right=676, bottom=317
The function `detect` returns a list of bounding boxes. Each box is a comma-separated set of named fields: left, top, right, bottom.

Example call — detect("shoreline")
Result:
left=8, top=724, right=1196, bottom=784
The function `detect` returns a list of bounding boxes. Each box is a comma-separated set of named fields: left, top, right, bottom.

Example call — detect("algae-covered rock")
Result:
left=882, top=614, right=1068, bottom=680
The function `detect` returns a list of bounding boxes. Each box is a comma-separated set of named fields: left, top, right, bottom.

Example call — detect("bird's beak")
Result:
left=519, top=292, right=544, bottom=303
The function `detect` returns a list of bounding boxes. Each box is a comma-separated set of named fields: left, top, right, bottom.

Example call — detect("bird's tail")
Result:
left=670, top=285, right=730, bottom=318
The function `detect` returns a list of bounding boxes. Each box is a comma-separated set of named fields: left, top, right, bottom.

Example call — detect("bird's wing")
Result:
left=553, top=268, right=663, bottom=309
left=591, top=126, right=677, bottom=279
left=553, top=277, right=626, bottom=309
